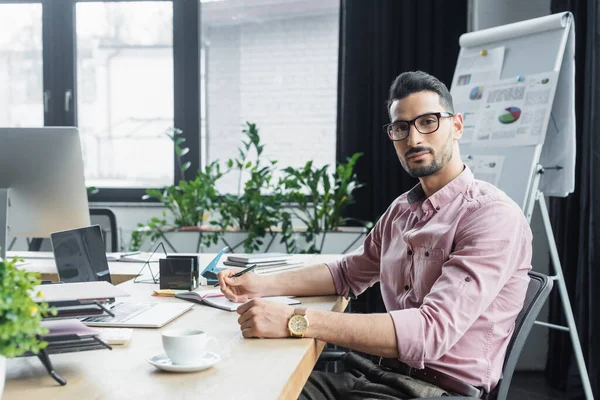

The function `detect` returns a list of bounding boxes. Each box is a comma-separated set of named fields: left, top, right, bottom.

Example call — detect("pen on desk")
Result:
left=121, top=252, right=141, bottom=257
left=213, top=264, right=257, bottom=287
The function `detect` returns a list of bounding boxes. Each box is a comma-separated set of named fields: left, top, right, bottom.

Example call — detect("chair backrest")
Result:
left=89, top=208, right=119, bottom=252
left=490, top=271, right=554, bottom=400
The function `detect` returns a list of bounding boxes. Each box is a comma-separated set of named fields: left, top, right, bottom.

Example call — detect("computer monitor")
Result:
left=0, top=127, right=91, bottom=259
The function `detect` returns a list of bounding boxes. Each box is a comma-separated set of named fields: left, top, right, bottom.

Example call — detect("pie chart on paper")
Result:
left=498, top=107, right=521, bottom=124
left=469, top=86, right=484, bottom=100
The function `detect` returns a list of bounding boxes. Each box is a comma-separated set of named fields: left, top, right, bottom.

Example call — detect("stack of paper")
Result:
left=97, top=328, right=133, bottom=346
left=38, top=319, right=112, bottom=354
left=34, top=282, right=130, bottom=320
left=222, top=253, right=304, bottom=275
left=106, top=252, right=162, bottom=263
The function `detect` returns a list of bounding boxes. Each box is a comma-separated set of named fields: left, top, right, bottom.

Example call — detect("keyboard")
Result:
left=84, top=303, right=154, bottom=323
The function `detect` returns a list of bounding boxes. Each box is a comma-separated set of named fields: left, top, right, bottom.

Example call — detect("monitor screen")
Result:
left=50, top=225, right=111, bottom=284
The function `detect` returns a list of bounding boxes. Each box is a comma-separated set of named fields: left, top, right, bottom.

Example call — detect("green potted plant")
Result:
left=0, top=257, right=55, bottom=395
left=130, top=128, right=224, bottom=252
left=280, top=152, right=372, bottom=253
left=214, top=122, right=285, bottom=252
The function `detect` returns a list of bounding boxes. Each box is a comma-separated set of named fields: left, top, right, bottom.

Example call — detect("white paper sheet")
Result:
left=452, top=46, right=505, bottom=90
left=470, top=71, right=559, bottom=148
left=452, top=84, right=486, bottom=145
left=451, top=47, right=505, bottom=145
left=464, top=155, right=505, bottom=187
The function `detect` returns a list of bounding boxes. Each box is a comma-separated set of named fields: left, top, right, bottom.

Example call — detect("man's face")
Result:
left=388, top=91, right=462, bottom=178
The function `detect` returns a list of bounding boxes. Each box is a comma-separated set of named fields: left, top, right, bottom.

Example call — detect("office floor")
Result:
left=508, top=372, right=566, bottom=399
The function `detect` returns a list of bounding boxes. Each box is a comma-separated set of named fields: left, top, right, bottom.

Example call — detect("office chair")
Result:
left=318, top=271, right=554, bottom=400
left=89, top=208, right=119, bottom=252
left=25, top=208, right=119, bottom=252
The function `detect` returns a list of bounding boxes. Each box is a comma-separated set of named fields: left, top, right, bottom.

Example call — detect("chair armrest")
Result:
left=317, top=350, right=347, bottom=362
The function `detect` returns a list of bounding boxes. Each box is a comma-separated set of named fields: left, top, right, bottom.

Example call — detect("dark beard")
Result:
left=403, top=134, right=454, bottom=177
left=407, top=160, right=444, bottom=177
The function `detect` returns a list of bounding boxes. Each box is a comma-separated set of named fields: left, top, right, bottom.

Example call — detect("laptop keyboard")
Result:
left=84, top=303, right=154, bottom=323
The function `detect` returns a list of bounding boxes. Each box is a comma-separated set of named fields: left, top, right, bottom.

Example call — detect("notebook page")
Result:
left=202, top=296, right=301, bottom=312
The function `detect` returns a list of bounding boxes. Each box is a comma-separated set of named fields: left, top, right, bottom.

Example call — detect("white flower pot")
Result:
left=0, top=355, right=5, bottom=398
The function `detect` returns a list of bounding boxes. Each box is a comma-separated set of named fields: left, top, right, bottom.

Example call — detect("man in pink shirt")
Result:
left=217, top=71, right=532, bottom=399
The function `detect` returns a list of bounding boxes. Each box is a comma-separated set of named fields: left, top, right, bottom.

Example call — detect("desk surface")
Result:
left=10, top=252, right=345, bottom=286
left=5, top=254, right=347, bottom=400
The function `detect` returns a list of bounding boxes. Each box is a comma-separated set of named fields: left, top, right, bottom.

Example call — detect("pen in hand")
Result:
left=214, top=264, right=257, bottom=287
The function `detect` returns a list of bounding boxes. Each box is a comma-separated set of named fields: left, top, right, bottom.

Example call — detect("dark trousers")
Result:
left=299, top=353, right=452, bottom=400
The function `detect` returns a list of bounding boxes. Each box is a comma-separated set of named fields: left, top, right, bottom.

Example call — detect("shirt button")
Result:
left=436, top=206, right=441, bottom=211
left=465, top=277, right=472, bottom=282
left=424, top=251, right=430, bottom=257
left=407, top=250, right=413, bottom=256
left=404, top=285, right=410, bottom=291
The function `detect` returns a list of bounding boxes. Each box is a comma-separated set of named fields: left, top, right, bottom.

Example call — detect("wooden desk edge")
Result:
left=278, top=296, right=349, bottom=400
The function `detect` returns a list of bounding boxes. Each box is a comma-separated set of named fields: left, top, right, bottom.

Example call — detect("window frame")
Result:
left=0, top=0, right=202, bottom=203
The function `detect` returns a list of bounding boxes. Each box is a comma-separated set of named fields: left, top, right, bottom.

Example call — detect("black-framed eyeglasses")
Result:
left=383, top=112, right=454, bottom=141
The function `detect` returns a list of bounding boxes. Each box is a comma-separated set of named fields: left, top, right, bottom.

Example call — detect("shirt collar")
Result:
left=407, top=165, right=474, bottom=212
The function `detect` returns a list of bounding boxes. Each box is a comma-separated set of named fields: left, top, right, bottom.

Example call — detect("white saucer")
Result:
left=148, top=352, right=221, bottom=372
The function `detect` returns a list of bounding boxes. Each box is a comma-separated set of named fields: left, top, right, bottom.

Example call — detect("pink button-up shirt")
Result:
left=326, top=166, right=532, bottom=392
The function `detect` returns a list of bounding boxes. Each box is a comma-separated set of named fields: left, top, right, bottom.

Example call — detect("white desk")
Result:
left=5, top=254, right=347, bottom=400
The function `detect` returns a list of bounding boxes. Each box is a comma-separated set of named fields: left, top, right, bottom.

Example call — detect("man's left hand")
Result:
left=237, top=298, right=295, bottom=338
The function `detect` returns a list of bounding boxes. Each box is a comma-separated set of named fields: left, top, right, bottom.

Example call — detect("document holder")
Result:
left=19, top=319, right=112, bottom=386
left=133, top=242, right=168, bottom=284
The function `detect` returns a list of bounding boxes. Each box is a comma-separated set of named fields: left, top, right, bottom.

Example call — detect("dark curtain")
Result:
left=546, top=0, right=600, bottom=398
left=336, top=0, right=467, bottom=227
left=336, top=0, right=467, bottom=312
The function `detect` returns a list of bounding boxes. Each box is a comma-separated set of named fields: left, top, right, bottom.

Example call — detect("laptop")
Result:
left=50, top=225, right=193, bottom=328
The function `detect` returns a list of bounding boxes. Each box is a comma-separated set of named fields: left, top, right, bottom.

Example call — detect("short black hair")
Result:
left=387, top=71, right=454, bottom=115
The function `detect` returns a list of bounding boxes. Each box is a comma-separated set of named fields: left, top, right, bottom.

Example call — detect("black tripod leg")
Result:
left=37, top=349, right=67, bottom=386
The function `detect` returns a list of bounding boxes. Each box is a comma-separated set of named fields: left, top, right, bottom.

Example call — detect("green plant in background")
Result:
left=280, top=152, right=371, bottom=253
left=131, top=128, right=223, bottom=251
left=215, top=122, right=285, bottom=252
left=128, top=126, right=370, bottom=254
left=0, top=257, right=56, bottom=358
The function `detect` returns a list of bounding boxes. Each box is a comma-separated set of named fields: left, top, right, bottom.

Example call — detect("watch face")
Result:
left=289, top=315, right=308, bottom=334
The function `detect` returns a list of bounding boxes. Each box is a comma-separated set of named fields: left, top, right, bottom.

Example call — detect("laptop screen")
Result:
left=50, top=225, right=112, bottom=284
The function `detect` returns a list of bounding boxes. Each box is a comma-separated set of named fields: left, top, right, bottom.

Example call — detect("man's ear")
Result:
left=452, top=113, right=464, bottom=140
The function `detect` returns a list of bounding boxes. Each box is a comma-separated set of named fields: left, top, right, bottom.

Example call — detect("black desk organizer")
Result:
left=19, top=333, right=112, bottom=386
left=23, top=282, right=115, bottom=386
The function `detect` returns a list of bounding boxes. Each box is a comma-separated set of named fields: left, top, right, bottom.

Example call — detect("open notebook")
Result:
left=175, top=289, right=300, bottom=312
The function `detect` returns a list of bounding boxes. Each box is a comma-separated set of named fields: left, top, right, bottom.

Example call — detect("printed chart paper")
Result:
left=453, top=46, right=505, bottom=87
left=474, top=72, right=558, bottom=147
left=453, top=72, right=558, bottom=148
left=464, top=155, right=505, bottom=187
left=451, top=46, right=505, bottom=144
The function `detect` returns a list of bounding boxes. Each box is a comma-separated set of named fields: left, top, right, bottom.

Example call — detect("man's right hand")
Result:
left=217, top=268, right=266, bottom=303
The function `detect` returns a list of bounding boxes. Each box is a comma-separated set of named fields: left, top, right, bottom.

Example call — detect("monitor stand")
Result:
left=0, top=188, right=8, bottom=260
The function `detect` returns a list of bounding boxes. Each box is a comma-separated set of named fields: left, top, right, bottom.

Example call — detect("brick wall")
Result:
left=206, top=13, right=339, bottom=193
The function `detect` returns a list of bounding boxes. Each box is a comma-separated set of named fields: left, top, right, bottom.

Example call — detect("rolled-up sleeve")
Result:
left=325, top=203, right=395, bottom=297
left=389, top=201, right=532, bottom=368
left=325, top=240, right=381, bottom=298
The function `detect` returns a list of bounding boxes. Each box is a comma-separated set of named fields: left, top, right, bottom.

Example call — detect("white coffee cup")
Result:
left=161, top=329, right=218, bottom=365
